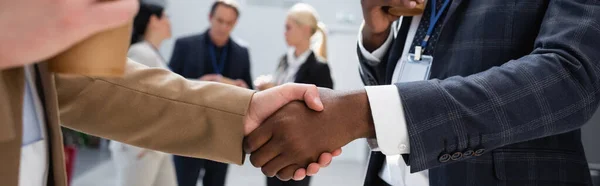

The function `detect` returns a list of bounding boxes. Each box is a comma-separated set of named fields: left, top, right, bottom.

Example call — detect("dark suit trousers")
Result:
left=267, top=177, right=311, bottom=186
left=173, top=155, right=228, bottom=186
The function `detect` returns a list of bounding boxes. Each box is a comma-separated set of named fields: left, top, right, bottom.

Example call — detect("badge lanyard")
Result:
left=209, top=43, right=228, bottom=75
left=415, top=0, right=451, bottom=61
left=398, top=0, right=451, bottom=83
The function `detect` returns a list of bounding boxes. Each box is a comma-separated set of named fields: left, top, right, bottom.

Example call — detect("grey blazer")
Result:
left=359, top=0, right=600, bottom=185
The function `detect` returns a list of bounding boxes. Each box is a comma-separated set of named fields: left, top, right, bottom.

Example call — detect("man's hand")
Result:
left=0, top=0, right=138, bottom=69
left=244, top=83, right=341, bottom=180
left=361, top=0, right=423, bottom=51
left=245, top=88, right=376, bottom=180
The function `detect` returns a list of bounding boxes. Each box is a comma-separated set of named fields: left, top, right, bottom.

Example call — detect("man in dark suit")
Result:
left=168, top=1, right=252, bottom=186
left=243, top=0, right=600, bottom=185
left=169, top=0, right=252, bottom=89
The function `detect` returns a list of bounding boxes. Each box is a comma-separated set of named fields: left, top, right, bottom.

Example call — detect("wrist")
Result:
left=337, top=90, right=376, bottom=140
left=362, top=26, right=391, bottom=52
left=243, top=94, right=259, bottom=135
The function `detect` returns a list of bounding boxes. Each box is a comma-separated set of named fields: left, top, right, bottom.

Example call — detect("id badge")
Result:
left=398, top=54, right=433, bottom=82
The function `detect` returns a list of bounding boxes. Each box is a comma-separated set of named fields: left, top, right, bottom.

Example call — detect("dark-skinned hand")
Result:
left=244, top=88, right=376, bottom=181
left=361, top=0, right=424, bottom=51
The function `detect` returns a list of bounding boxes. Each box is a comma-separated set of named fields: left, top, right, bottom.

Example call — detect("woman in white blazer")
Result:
left=109, top=3, right=176, bottom=186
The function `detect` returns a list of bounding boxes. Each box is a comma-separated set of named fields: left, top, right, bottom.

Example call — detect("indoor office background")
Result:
left=70, top=0, right=599, bottom=186
left=73, top=0, right=369, bottom=186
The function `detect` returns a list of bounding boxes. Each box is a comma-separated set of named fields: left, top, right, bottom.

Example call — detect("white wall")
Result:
left=160, top=0, right=369, bottom=163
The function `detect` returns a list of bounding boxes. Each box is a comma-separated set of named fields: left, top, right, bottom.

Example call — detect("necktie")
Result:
left=409, top=0, right=453, bottom=56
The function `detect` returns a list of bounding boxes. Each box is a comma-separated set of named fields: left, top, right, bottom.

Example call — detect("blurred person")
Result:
left=0, top=0, right=338, bottom=185
left=262, top=4, right=334, bottom=186
left=256, top=3, right=333, bottom=94
left=169, top=0, right=251, bottom=88
left=108, top=3, right=177, bottom=186
left=168, top=1, right=253, bottom=186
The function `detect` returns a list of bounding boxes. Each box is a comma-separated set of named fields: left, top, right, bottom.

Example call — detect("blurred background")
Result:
left=65, top=0, right=599, bottom=186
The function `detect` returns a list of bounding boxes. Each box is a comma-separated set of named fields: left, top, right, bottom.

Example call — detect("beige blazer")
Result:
left=0, top=41, right=254, bottom=186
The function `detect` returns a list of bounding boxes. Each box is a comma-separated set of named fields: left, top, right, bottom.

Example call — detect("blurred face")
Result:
left=149, top=11, right=172, bottom=40
left=209, top=4, right=238, bottom=43
left=284, top=17, right=310, bottom=47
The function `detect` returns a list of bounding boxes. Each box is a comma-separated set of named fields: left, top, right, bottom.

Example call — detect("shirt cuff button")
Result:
left=398, top=144, right=408, bottom=151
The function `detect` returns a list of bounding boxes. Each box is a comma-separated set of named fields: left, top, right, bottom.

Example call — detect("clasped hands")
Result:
left=244, top=84, right=375, bottom=181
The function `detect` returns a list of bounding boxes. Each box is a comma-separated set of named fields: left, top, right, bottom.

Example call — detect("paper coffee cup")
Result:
left=388, top=3, right=426, bottom=16
left=48, top=22, right=132, bottom=77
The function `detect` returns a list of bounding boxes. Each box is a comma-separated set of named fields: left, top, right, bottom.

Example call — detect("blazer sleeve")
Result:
left=398, top=0, right=600, bottom=172
left=168, top=39, right=186, bottom=75
left=55, top=59, right=254, bottom=165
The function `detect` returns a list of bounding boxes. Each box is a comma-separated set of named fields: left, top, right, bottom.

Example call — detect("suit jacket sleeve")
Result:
left=398, top=0, right=600, bottom=172
left=168, top=39, right=186, bottom=75
left=356, top=25, right=396, bottom=86
left=55, top=59, right=254, bottom=165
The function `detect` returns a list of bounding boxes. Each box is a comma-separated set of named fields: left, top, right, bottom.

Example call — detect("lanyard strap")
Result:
left=209, top=43, right=228, bottom=75
left=420, top=0, right=452, bottom=50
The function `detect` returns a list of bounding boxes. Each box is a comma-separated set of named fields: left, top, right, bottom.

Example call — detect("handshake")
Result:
left=242, top=83, right=376, bottom=181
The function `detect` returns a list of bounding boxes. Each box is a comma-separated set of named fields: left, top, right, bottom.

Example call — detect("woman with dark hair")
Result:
left=127, top=3, right=171, bottom=68
left=109, top=3, right=176, bottom=186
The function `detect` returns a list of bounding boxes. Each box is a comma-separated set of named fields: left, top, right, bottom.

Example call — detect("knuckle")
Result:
left=277, top=173, right=292, bottom=181
left=244, top=140, right=257, bottom=153
left=262, top=167, right=276, bottom=177
left=249, top=155, right=262, bottom=168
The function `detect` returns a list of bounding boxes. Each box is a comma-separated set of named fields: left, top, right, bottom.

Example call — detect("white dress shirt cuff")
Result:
left=364, top=85, right=410, bottom=155
left=358, top=21, right=395, bottom=64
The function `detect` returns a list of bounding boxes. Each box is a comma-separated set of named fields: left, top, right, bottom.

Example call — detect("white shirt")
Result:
left=360, top=15, right=430, bottom=186
left=275, top=48, right=312, bottom=85
left=20, top=65, right=48, bottom=186
left=128, top=41, right=168, bottom=69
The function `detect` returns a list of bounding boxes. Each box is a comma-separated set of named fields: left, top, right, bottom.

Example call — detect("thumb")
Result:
left=281, top=83, right=324, bottom=112
left=243, top=83, right=323, bottom=135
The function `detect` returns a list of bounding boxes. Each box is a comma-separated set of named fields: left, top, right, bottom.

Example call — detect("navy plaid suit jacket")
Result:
left=359, top=0, right=600, bottom=185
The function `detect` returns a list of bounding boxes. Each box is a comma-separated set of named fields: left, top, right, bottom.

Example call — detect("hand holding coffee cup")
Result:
left=361, top=0, right=424, bottom=51
left=48, top=23, right=131, bottom=77
left=387, top=1, right=426, bottom=16
left=47, top=0, right=137, bottom=77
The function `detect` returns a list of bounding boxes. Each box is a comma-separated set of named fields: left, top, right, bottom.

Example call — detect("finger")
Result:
left=281, top=84, right=324, bottom=112
left=244, top=124, right=273, bottom=153
left=293, top=168, right=307, bottom=181
left=403, top=0, right=417, bottom=8
left=277, top=164, right=302, bottom=181
left=317, top=153, right=333, bottom=167
left=261, top=155, right=293, bottom=177
left=86, top=0, right=139, bottom=33
left=248, top=140, right=280, bottom=168
left=380, top=0, right=409, bottom=7
left=332, top=148, right=343, bottom=157
left=306, top=163, right=321, bottom=176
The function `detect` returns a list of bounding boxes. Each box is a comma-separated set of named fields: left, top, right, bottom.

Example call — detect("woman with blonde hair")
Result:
left=257, top=3, right=333, bottom=92
left=257, top=3, right=334, bottom=186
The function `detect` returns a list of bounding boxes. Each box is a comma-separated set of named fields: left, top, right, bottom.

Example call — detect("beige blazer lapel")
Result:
left=0, top=67, right=25, bottom=186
